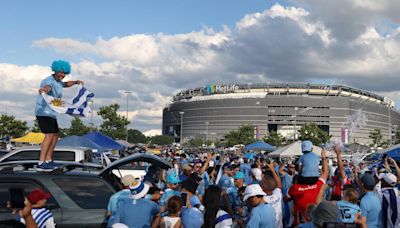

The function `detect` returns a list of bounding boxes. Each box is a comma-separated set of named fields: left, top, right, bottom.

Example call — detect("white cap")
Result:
left=208, top=160, right=215, bottom=167
left=121, top=175, right=135, bottom=187
left=251, top=168, right=262, bottom=181
left=243, top=184, right=266, bottom=202
left=112, top=223, right=129, bottom=228
left=379, top=173, right=397, bottom=186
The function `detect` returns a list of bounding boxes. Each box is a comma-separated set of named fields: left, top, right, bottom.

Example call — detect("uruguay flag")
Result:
left=42, top=84, right=94, bottom=117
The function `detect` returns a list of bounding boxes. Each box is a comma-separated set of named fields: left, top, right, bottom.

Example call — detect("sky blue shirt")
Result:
left=246, top=203, right=276, bottom=228
left=113, top=198, right=160, bottom=228
left=107, top=189, right=131, bottom=226
left=361, top=192, right=382, bottom=228
left=336, top=200, right=361, bottom=223
left=35, top=75, right=64, bottom=118
left=299, top=152, right=320, bottom=177
left=240, top=163, right=252, bottom=185
left=218, top=175, right=234, bottom=190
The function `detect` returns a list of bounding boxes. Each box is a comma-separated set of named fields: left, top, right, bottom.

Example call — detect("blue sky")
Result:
left=0, top=0, right=275, bottom=65
left=1, top=0, right=400, bottom=135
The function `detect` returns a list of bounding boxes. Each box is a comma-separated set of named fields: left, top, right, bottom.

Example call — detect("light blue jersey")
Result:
left=299, top=152, right=320, bottom=177
left=361, top=192, right=382, bottom=228
left=246, top=203, right=276, bottom=228
left=113, top=198, right=160, bottom=228
left=337, top=200, right=361, bottom=223
left=107, top=189, right=131, bottom=226
left=218, top=175, right=234, bottom=190
left=35, top=75, right=64, bottom=118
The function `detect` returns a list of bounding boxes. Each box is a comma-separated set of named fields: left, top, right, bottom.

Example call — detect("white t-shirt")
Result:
left=163, top=216, right=181, bottom=228
left=263, top=188, right=283, bottom=228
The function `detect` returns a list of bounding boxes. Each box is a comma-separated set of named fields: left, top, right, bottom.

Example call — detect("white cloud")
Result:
left=2, top=2, right=400, bottom=132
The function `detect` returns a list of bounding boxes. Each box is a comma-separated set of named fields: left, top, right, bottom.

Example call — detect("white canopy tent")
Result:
left=267, top=141, right=335, bottom=158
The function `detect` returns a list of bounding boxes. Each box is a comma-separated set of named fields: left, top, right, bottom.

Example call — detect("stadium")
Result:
left=162, top=83, right=400, bottom=145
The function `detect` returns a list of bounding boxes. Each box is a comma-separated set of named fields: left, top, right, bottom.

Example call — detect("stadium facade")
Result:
left=162, top=83, right=400, bottom=145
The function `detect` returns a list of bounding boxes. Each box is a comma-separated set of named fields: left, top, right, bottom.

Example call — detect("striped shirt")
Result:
left=31, top=208, right=55, bottom=228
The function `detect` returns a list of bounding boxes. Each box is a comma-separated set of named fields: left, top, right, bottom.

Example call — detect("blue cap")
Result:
left=360, top=173, right=375, bottom=188
left=233, top=171, right=245, bottom=179
left=301, top=140, right=313, bottom=153
left=181, top=208, right=204, bottom=228
left=190, top=195, right=202, bottom=207
left=166, top=174, right=181, bottom=184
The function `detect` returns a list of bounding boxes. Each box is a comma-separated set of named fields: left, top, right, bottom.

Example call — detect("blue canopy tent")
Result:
left=57, top=135, right=107, bottom=152
left=82, top=132, right=124, bottom=151
left=244, top=141, right=276, bottom=152
left=380, top=144, right=400, bottom=161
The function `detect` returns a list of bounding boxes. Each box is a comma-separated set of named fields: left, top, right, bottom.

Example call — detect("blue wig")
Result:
left=51, top=60, right=71, bottom=74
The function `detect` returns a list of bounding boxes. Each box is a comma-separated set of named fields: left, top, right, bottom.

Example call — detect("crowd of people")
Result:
left=106, top=140, right=400, bottom=228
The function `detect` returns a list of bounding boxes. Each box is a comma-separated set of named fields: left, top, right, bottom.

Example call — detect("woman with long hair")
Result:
left=203, top=185, right=233, bottom=228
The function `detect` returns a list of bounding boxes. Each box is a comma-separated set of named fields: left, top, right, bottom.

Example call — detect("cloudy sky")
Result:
left=1, top=0, right=400, bottom=136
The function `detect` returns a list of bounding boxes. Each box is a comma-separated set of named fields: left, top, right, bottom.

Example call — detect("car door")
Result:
left=0, top=179, right=62, bottom=224
left=51, top=176, right=115, bottom=227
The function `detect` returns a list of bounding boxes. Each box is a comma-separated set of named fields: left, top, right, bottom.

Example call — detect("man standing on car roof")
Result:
left=35, top=60, right=83, bottom=171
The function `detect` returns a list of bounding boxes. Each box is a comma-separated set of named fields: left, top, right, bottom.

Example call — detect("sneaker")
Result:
left=46, top=161, right=61, bottom=169
left=37, top=163, right=56, bottom=172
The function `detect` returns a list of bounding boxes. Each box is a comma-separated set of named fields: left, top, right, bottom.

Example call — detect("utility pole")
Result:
left=122, top=91, right=133, bottom=142
left=205, top=121, right=209, bottom=143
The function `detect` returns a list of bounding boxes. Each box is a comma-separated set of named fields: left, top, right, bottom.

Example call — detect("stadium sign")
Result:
left=205, top=84, right=239, bottom=95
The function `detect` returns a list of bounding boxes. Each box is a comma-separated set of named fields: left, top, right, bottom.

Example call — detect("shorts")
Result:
left=36, top=116, right=59, bottom=133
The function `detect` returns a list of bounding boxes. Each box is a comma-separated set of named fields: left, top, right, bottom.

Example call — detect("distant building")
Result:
left=162, top=83, right=400, bottom=145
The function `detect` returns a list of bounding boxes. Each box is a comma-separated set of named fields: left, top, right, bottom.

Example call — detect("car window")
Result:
left=3, top=150, right=75, bottom=162
left=3, top=150, right=39, bottom=162
left=53, top=177, right=114, bottom=209
left=0, top=181, right=59, bottom=212
left=52, top=151, right=75, bottom=161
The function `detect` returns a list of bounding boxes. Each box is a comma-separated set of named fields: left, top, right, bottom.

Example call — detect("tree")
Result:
left=0, top=114, right=28, bottom=138
left=97, top=104, right=129, bottom=139
left=184, top=138, right=204, bottom=147
left=224, top=124, right=256, bottom=147
left=298, top=122, right=330, bottom=146
left=148, top=135, right=174, bottom=145
left=263, top=131, right=285, bottom=147
left=30, top=119, right=41, bottom=133
left=127, top=129, right=148, bottom=144
left=64, top=117, right=90, bottom=136
left=369, top=128, right=386, bottom=148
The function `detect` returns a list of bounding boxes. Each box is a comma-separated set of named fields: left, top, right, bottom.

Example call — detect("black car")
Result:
left=0, top=153, right=171, bottom=227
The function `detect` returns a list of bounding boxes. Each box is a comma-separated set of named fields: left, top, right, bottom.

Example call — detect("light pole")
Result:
left=205, top=121, right=209, bottom=142
left=179, top=112, right=185, bottom=145
left=122, top=91, right=133, bottom=142
left=89, top=100, right=94, bottom=130
left=394, top=124, right=398, bottom=144
left=293, top=107, right=298, bottom=142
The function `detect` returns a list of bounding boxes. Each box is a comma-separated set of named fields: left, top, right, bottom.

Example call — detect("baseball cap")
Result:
left=251, top=168, right=262, bottom=181
left=302, top=140, right=313, bottom=153
left=28, top=188, right=51, bottom=204
left=379, top=172, right=397, bottom=186
left=121, top=175, right=136, bottom=187
left=360, top=173, right=375, bottom=188
left=243, top=184, right=266, bottom=202
left=166, top=174, right=181, bottom=184
left=234, top=171, right=245, bottom=180
left=310, top=201, right=339, bottom=226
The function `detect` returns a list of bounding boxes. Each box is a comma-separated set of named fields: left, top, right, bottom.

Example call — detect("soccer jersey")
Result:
left=246, top=203, right=276, bottom=228
left=288, top=178, right=325, bottom=225
left=336, top=200, right=361, bottom=223
left=113, top=198, right=160, bottom=227
left=331, top=176, right=350, bottom=199
left=31, top=208, right=55, bottom=228
left=361, top=191, right=382, bottom=228
left=215, top=209, right=233, bottom=228
left=35, top=75, right=64, bottom=118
